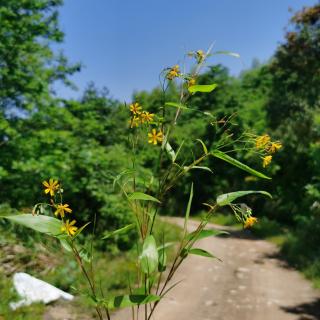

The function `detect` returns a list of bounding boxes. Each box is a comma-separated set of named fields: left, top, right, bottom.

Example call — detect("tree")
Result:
left=265, top=4, right=320, bottom=222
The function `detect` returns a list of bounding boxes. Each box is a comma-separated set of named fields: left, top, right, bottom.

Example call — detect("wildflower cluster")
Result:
left=129, top=102, right=163, bottom=145
left=228, top=203, right=258, bottom=228
left=255, top=134, right=282, bottom=167
left=41, top=179, right=78, bottom=236
left=166, top=64, right=180, bottom=80
left=164, top=49, right=210, bottom=89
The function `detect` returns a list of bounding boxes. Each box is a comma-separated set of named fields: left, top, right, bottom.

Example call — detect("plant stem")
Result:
left=71, top=242, right=104, bottom=320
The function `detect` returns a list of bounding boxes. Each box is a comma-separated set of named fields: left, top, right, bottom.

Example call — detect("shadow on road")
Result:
left=280, top=298, right=320, bottom=320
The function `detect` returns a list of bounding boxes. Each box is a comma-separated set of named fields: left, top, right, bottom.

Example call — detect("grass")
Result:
left=0, top=216, right=183, bottom=319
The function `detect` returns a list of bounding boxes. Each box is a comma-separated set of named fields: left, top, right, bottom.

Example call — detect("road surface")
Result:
left=113, top=217, right=320, bottom=320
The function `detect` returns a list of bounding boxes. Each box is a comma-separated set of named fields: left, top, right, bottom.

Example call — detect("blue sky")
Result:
left=56, top=0, right=316, bottom=102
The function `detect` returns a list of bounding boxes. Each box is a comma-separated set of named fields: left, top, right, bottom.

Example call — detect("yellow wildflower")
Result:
left=262, top=155, right=272, bottom=168
left=255, top=134, right=271, bottom=149
left=268, top=142, right=282, bottom=153
left=42, top=179, right=59, bottom=197
left=55, top=203, right=72, bottom=218
left=244, top=216, right=258, bottom=228
left=148, top=129, right=163, bottom=145
left=187, top=78, right=196, bottom=87
left=141, top=112, right=154, bottom=123
left=130, top=116, right=140, bottom=128
left=166, top=65, right=180, bottom=80
left=129, top=102, right=142, bottom=115
left=196, top=50, right=205, bottom=63
left=61, top=219, right=78, bottom=236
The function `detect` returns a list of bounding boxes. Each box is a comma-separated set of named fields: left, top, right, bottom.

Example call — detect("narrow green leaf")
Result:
left=157, top=242, right=174, bottom=251
left=78, top=247, right=91, bottom=263
left=158, top=248, right=167, bottom=272
left=196, top=139, right=208, bottom=155
left=186, top=229, right=229, bottom=241
left=217, top=190, right=272, bottom=206
left=113, top=169, right=135, bottom=189
left=165, top=102, right=189, bottom=110
left=211, top=150, right=271, bottom=179
left=102, top=223, right=135, bottom=240
left=105, top=294, right=160, bottom=309
left=183, top=183, right=194, bottom=235
left=213, top=51, right=240, bottom=58
left=164, top=140, right=176, bottom=162
left=184, top=166, right=213, bottom=173
left=188, top=84, right=218, bottom=93
left=140, top=235, right=158, bottom=274
left=188, top=248, right=220, bottom=260
left=128, top=192, right=161, bottom=203
left=173, top=140, right=185, bottom=162
left=73, top=222, right=91, bottom=238
left=1, top=214, right=62, bottom=236
left=59, top=238, right=72, bottom=252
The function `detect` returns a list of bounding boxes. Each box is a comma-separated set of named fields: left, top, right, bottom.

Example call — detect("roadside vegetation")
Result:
left=0, top=0, right=319, bottom=317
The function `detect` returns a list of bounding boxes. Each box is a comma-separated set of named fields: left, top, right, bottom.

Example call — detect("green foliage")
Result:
left=211, top=151, right=271, bottom=180
left=188, top=83, right=218, bottom=93
left=187, top=248, right=218, bottom=259
left=2, top=214, right=62, bottom=236
left=139, top=235, right=158, bottom=274
left=216, top=190, right=272, bottom=206
left=0, top=0, right=80, bottom=112
left=104, top=294, right=160, bottom=309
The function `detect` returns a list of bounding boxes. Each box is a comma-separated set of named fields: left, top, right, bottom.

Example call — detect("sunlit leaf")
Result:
left=211, top=150, right=271, bottom=179
left=102, top=223, right=135, bottom=240
left=184, top=166, right=213, bottom=173
left=1, top=214, right=62, bottom=236
left=217, top=190, right=272, bottom=206
left=164, top=140, right=176, bottom=162
left=213, top=51, right=240, bottom=58
left=165, top=102, right=189, bottom=110
left=183, top=183, right=194, bottom=235
left=128, top=192, right=161, bottom=203
left=188, top=84, right=218, bottom=93
left=140, top=235, right=158, bottom=274
left=188, top=248, right=220, bottom=260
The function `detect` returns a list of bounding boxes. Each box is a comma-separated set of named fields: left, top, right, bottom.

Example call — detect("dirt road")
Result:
left=114, top=218, right=320, bottom=320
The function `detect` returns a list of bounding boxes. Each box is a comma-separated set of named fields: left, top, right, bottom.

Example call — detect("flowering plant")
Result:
left=1, top=47, right=281, bottom=319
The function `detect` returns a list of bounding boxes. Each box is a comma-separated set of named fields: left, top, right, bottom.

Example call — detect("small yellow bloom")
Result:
left=61, top=219, right=78, bottom=236
left=55, top=203, right=72, bottom=218
left=187, top=78, right=196, bottom=87
left=148, top=129, right=163, bottom=145
left=42, top=179, right=59, bottom=197
left=166, top=65, right=180, bottom=80
left=130, top=116, right=141, bottom=128
left=129, top=102, right=142, bottom=115
left=244, top=216, right=258, bottom=228
left=196, top=50, right=205, bottom=63
left=262, top=155, right=272, bottom=168
left=268, top=142, right=282, bottom=153
left=141, top=112, right=154, bottom=123
left=255, top=134, right=271, bottom=149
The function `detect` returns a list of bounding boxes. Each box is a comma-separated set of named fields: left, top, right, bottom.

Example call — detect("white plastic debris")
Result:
left=10, top=272, right=74, bottom=310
